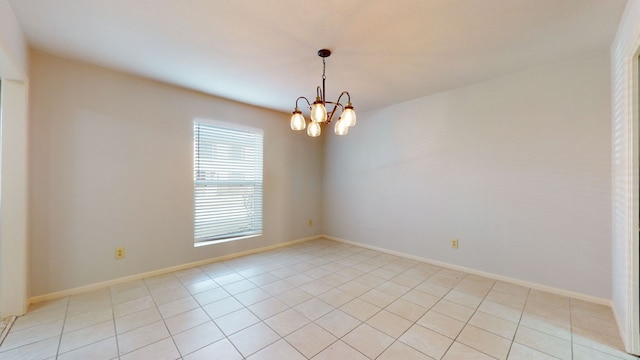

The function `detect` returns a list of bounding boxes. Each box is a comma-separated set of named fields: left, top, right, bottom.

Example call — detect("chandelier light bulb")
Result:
left=307, top=121, right=321, bottom=137
left=290, top=110, right=306, bottom=131
left=342, top=104, right=357, bottom=127
left=310, top=98, right=328, bottom=123
left=334, top=119, right=348, bottom=135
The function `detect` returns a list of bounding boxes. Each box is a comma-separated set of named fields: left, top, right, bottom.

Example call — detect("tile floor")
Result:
left=0, top=239, right=636, bottom=359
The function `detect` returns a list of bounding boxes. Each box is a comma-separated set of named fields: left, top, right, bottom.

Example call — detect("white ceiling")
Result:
left=7, top=0, right=627, bottom=114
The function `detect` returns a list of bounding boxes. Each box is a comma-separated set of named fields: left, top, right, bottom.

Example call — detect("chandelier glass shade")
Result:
left=289, top=49, right=357, bottom=137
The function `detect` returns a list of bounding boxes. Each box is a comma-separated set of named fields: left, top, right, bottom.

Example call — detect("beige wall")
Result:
left=28, top=52, right=323, bottom=296
left=323, top=52, right=612, bottom=300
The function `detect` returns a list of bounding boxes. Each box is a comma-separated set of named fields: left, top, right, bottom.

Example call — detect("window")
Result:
left=193, top=120, right=263, bottom=245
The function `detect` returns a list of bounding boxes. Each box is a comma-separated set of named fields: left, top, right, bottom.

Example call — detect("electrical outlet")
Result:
left=308, top=219, right=313, bottom=227
left=115, top=247, right=126, bottom=259
left=451, top=239, right=459, bottom=249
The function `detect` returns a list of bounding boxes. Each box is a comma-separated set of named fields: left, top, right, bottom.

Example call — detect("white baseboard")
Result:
left=29, top=235, right=321, bottom=304
left=323, top=234, right=612, bottom=306
left=29, top=233, right=611, bottom=307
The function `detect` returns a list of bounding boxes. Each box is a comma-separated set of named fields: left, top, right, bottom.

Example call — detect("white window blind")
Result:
left=193, top=120, right=263, bottom=243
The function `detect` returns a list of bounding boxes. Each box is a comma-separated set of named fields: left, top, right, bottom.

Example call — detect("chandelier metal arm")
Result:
left=294, top=96, right=311, bottom=109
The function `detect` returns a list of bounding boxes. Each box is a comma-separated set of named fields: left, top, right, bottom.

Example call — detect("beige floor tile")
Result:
left=414, top=281, right=450, bottom=298
left=340, top=298, right=381, bottom=321
left=0, top=337, right=59, bottom=360
left=115, top=307, right=161, bottom=334
left=508, top=342, right=557, bottom=359
left=528, top=290, right=570, bottom=307
left=11, top=306, right=66, bottom=332
left=213, top=272, right=244, bottom=286
left=164, top=307, right=210, bottom=335
left=442, top=341, right=495, bottom=360
left=343, top=323, right=394, bottom=359
left=478, top=300, right=522, bottom=323
left=151, top=286, right=190, bottom=306
left=399, top=324, right=453, bottom=360
left=158, top=296, right=199, bottom=319
left=183, top=338, right=243, bottom=360
left=282, top=273, right=314, bottom=287
left=458, top=325, right=511, bottom=360
left=184, top=279, right=218, bottom=295
left=572, top=312, right=620, bottom=339
left=485, top=289, right=527, bottom=309
left=366, top=309, right=413, bottom=338
left=248, top=272, right=280, bottom=286
left=386, top=298, right=429, bottom=321
left=248, top=339, right=306, bottom=360
left=2, top=319, right=64, bottom=351
left=58, top=320, right=115, bottom=354
left=119, top=337, right=180, bottom=360
left=192, top=287, right=230, bottom=306
left=492, top=281, right=529, bottom=298
left=113, top=296, right=155, bottom=318
left=311, top=340, right=369, bottom=360
left=300, top=280, right=333, bottom=297
left=285, top=323, right=337, bottom=358
left=377, top=281, right=411, bottom=297
left=356, top=273, right=387, bottom=288
left=468, top=311, right=517, bottom=339
left=417, top=310, right=465, bottom=339
left=172, top=321, right=224, bottom=356
left=402, top=289, right=440, bottom=309
left=515, top=325, right=571, bottom=360
left=277, top=288, right=313, bottom=307
left=360, top=288, right=397, bottom=308
left=261, top=279, right=295, bottom=296
left=432, top=299, right=475, bottom=322
left=378, top=341, right=434, bottom=360
left=215, top=308, right=260, bottom=335
left=247, top=297, right=289, bottom=320
left=228, top=322, right=280, bottom=357
left=117, top=321, right=170, bottom=356
left=572, top=326, right=631, bottom=359
left=337, top=281, right=371, bottom=297
left=110, top=284, right=150, bottom=305
left=390, top=274, right=424, bottom=288
left=58, top=337, right=118, bottom=360
left=318, top=273, right=349, bottom=287
left=316, top=309, right=361, bottom=338
left=264, top=308, right=310, bottom=336
left=317, top=288, right=355, bottom=307
left=145, top=277, right=183, bottom=296
left=63, top=307, right=113, bottom=333
left=519, top=313, right=571, bottom=340
left=176, top=272, right=210, bottom=287
left=224, top=279, right=257, bottom=295
left=202, top=296, right=243, bottom=319
left=572, top=343, right=636, bottom=360
left=444, top=290, right=483, bottom=309
left=294, top=298, right=334, bottom=320
left=524, top=300, right=571, bottom=323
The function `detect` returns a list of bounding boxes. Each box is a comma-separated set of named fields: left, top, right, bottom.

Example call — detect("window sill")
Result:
left=194, top=233, right=262, bottom=247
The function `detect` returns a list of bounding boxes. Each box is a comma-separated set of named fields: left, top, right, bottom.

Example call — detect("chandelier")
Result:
left=290, top=49, right=357, bottom=137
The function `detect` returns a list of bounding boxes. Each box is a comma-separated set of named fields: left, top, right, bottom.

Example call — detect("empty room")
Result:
left=1, top=0, right=640, bottom=359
